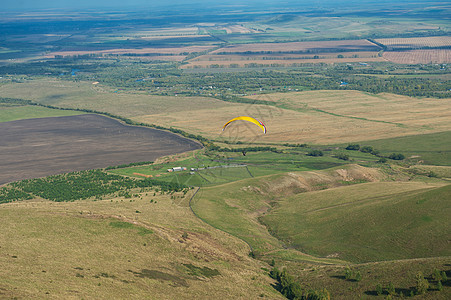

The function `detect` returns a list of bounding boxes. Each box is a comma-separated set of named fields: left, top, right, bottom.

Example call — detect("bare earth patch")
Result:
left=0, top=114, right=201, bottom=185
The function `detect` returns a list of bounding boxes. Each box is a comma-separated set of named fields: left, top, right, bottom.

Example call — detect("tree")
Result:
left=355, top=271, right=362, bottom=282
left=433, top=269, right=442, bottom=281
left=336, top=153, right=349, bottom=161
left=387, top=282, right=395, bottom=296
left=376, top=283, right=383, bottom=296
left=441, top=271, right=447, bottom=281
left=416, top=271, right=429, bottom=295
left=360, top=146, right=374, bottom=153
left=344, top=267, right=353, bottom=280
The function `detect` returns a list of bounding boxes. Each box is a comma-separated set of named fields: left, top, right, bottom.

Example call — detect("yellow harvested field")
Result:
left=383, top=49, right=451, bottom=64
left=2, top=79, right=449, bottom=144
left=376, top=36, right=451, bottom=49
left=137, top=90, right=451, bottom=144
left=0, top=79, right=230, bottom=118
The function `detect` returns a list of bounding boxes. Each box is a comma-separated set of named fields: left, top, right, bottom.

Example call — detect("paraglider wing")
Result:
left=222, top=116, right=266, bottom=134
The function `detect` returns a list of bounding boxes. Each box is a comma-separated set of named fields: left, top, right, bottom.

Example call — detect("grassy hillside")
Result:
left=191, top=164, right=386, bottom=257
left=356, top=131, right=451, bottom=166
left=0, top=191, right=283, bottom=299
left=261, top=182, right=450, bottom=263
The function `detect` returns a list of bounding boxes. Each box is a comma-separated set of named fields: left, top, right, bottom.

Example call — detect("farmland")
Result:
left=1, top=79, right=449, bottom=145
left=1, top=2, right=451, bottom=299
left=375, top=36, right=451, bottom=50
left=383, top=49, right=451, bottom=64
left=184, top=39, right=385, bottom=68
left=0, top=114, right=201, bottom=185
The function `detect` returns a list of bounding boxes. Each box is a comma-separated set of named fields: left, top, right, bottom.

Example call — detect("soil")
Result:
left=0, top=114, right=202, bottom=185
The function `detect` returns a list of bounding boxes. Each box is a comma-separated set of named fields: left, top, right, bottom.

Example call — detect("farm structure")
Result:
left=167, top=167, right=187, bottom=172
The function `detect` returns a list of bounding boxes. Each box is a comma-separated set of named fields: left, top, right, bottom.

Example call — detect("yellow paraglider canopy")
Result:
left=222, top=116, right=266, bottom=134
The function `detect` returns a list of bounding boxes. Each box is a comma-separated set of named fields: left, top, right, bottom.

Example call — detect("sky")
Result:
left=1, top=0, right=438, bottom=11
left=0, top=0, right=425, bottom=11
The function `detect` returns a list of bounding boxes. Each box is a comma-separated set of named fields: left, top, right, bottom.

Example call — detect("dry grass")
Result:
left=0, top=79, right=229, bottom=118
left=2, top=80, right=449, bottom=144
left=383, top=49, right=451, bottom=64
left=0, top=192, right=283, bottom=299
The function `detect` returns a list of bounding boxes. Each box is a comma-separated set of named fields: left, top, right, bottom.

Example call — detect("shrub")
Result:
left=389, top=153, right=405, bottom=160
left=360, top=146, right=374, bottom=153
left=307, top=150, right=324, bottom=157
left=345, top=144, right=360, bottom=150
left=336, top=153, right=350, bottom=161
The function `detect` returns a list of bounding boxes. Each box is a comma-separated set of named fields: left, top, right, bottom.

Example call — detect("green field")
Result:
left=261, top=182, right=450, bottom=263
left=191, top=164, right=388, bottom=256
left=0, top=105, right=85, bottom=122
left=354, top=131, right=451, bottom=166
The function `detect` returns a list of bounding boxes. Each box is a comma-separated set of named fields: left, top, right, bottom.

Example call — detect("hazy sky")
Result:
left=0, top=0, right=443, bottom=11
left=1, top=0, right=437, bottom=11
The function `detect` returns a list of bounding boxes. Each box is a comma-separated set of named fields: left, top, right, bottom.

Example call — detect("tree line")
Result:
left=5, top=169, right=187, bottom=203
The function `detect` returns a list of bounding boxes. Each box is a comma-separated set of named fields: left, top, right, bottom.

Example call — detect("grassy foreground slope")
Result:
left=261, top=182, right=450, bottom=263
left=0, top=192, right=283, bottom=299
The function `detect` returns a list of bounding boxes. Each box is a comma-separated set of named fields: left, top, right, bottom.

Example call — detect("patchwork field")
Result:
left=209, top=40, right=380, bottom=54
left=1, top=79, right=449, bottom=145
left=245, top=90, right=451, bottom=143
left=383, top=49, right=451, bottom=64
left=0, top=79, right=230, bottom=117
left=375, top=36, right=451, bottom=50
left=45, top=45, right=215, bottom=59
left=0, top=114, right=201, bottom=185
left=184, top=39, right=384, bottom=67
left=183, top=55, right=384, bottom=68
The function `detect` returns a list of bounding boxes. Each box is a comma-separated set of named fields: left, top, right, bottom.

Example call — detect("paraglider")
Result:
left=222, top=116, right=267, bottom=134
